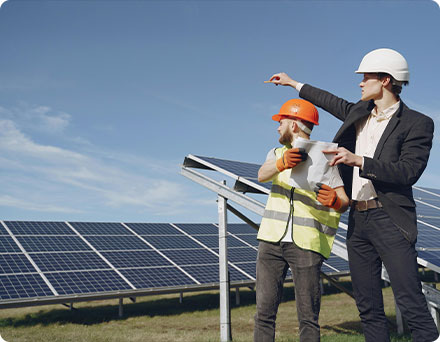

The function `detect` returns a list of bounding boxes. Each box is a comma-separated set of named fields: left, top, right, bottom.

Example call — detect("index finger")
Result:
left=269, top=74, right=281, bottom=82
left=322, top=149, right=338, bottom=154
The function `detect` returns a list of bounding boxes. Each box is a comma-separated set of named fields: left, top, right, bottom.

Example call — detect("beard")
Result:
left=279, top=130, right=293, bottom=146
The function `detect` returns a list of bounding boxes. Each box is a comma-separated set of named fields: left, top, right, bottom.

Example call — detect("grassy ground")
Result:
left=0, top=278, right=417, bottom=342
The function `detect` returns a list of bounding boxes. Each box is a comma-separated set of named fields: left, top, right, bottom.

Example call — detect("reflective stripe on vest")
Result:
left=257, top=145, right=341, bottom=258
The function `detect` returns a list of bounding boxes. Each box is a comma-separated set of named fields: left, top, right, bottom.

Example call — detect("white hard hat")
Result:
left=355, top=48, right=409, bottom=82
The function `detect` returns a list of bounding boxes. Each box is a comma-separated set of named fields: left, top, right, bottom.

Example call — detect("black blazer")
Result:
left=300, top=84, right=434, bottom=243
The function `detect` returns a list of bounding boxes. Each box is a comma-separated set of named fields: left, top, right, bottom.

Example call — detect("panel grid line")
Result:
left=64, top=222, right=136, bottom=290
left=1, top=221, right=59, bottom=296
left=120, top=223, right=201, bottom=285
left=171, top=223, right=256, bottom=281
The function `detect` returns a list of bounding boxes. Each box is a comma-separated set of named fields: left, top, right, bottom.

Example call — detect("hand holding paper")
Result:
left=276, top=148, right=308, bottom=172
left=322, top=147, right=363, bottom=167
left=289, top=138, right=340, bottom=191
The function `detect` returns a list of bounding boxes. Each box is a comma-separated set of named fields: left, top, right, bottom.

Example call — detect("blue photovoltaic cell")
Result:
left=192, top=235, right=249, bottom=248
left=322, top=256, right=350, bottom=274
left=417, top=205, right=440, bottom=218
left=181, top=264, right=253, bottom=283
left=0, top=274, right=54, bottom=300
left=228, top=265, right=254, bottom=282
left=227, top=247, right=258, bottom=263
left=0, top=254, right=37, bottom=275
left=231, top=262, right=256, bottom=279
left=69, top=222, right=129, bottom=235
left=84, top=235, right=151, bottom=251
left=45, top=270, right=132, bottom=295
left=231, top=234, right=258, bottom=247
left=173, top=223, right=218, bottom=235
left=4, top=221, right=74, bottom=235
left=144, top=235, right=203, bottom=250
left=227, top=224, right=257, bottom=234
left=339, top=212, right=349, bottom=226
left=101, top=250, right=172, bottom=268
left=30, top=252, right=110, bottom=272
left=121, top=267, right=197, bottom=289
left=125, top=223, right=182, bottom=235
left=0, top=224, right=9, bottom=235
left=180, top=264, right=220, bottom=283
left=0, top=236, right=22, bottom=253
left=16, top=236, right=91, bottom=252
left=161, top=248, right=219, bottom=266
left=194, top=155, right=261, bottom=180
left=414, top=187, right=440, bottom=203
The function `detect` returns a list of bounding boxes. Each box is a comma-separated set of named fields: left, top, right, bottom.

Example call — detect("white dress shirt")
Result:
left=352, top=101, right=400, bottom=200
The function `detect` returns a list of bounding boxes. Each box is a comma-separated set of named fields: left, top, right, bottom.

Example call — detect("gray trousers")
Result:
left=254, top=241, right=324, bottom=342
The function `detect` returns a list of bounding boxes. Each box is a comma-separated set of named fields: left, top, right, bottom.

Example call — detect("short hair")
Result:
left=377, top=72, right=409, bottom=97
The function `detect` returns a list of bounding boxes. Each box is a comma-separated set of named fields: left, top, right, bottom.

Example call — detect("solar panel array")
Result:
left=0, top=222, right=254, bottom=305
left=0, top=219, right=350, bottom=306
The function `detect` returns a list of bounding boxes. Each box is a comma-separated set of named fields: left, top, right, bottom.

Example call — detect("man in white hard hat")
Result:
left=266, top=48, right=439, bottom=342
left=255, top=98, right=349, bottom=342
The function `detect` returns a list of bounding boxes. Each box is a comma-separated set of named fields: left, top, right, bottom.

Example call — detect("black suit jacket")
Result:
left=300, top=84, right=434, bottom=243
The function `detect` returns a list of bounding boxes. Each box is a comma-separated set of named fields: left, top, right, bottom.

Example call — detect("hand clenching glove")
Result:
left=275, top=148, right=308, bottom=172
left=314, top=183, right=342, bottom=211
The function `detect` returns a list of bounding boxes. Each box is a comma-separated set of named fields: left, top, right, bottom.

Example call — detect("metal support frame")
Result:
left=218, top=183, right=232, bottom=342
left=119, top=298, right=123, bottom=318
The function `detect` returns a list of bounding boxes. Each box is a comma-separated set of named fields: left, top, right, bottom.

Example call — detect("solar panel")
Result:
left=0, top=237, right=22, bottom=253
left=45, top=270, right=133, bottom=295
left=125, top=223, right=185, bottom=235
left=84, top=235, right=151, bottom=251
left=120, top=267, right=197, bottom=289
left=30, top=252, right=111, bottom=272
left=0, top=254, right=36, bottom=274
left=0, top=274, right=54, bottom=300
left=69, top=222, right=129, bottom=235
left=16, top=236, right=91, bottom=252
left=4, top=221, right=74, bottom=235
left=101, top=250, right=173, bottom=268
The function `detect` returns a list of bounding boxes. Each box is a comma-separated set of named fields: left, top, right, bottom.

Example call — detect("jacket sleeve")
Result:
left=361, top=114, right=434, bottom=187
left=299, top=84, right=356, bottom=122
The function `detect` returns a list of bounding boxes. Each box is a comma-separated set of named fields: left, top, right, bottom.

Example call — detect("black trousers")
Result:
left=347, top=207, right=439, bottom=342
left=254, top=241, right=323, bottom=342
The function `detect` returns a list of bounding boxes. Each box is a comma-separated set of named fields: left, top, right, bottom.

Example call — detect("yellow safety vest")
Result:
left=257, top=146, right=341, bottom=258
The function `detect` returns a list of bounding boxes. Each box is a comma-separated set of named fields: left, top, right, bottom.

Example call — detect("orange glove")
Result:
left=314, top=183, right=342, bottom=210
left=275, top=148, right=307, bottom=172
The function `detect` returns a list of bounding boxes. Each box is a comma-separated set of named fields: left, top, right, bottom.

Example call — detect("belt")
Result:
left=351, top=199, right=383, bottom=212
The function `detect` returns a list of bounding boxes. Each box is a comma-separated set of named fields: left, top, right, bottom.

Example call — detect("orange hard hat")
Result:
left=272, top=99, right=319, bottom=125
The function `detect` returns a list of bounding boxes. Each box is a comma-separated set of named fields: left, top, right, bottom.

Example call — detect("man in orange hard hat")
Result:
left=254, top=98, right=349, bottom=342
left=267, top=48, right=439, bottom=342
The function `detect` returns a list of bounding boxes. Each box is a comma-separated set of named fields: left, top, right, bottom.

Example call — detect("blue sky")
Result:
left=0, top=0, right=439, bottom=223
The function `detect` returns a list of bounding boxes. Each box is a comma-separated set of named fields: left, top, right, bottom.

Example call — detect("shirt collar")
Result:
left=371, top=101, right=400, bottom=122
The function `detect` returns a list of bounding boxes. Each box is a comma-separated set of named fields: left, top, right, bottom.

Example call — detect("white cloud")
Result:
left=0, top=117, right=212, bottom=218
left=0, top=195, right=82, bottom=214
left=0, top=104, right=72, bottom=134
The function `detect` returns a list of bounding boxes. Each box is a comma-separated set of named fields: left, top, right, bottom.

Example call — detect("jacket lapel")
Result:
left=373, top=102, right=403, bottom=159
left=334, top=101, right=373, bottom=142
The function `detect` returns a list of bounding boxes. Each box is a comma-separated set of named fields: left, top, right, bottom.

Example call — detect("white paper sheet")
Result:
left=288, top=137, right=339, bottom=191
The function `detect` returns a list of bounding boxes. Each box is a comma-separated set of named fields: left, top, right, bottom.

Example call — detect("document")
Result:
left=289, top=137, right=339, bottom=191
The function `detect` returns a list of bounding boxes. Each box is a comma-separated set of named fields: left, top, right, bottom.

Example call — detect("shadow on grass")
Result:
left=0, top=278, right=406, bottom=331
left=0, top=289, right=258, bottom=328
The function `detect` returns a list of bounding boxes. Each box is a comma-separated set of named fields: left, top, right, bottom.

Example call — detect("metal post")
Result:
left=218, top=182, right=231, bottom=342
left=119, top=298, right=123, bottom=318
left=235, top=287, right=240, bottom=306
left=180, top=292, right=183, bottom=304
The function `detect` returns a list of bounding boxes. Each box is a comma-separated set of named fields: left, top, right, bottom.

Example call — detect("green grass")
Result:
left=0, top=279, right=417, bottom=342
